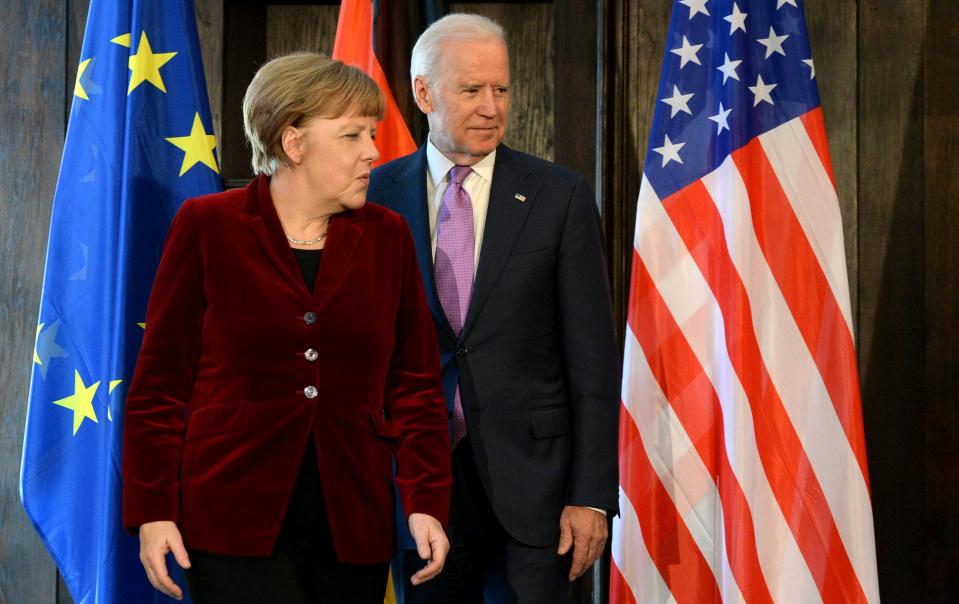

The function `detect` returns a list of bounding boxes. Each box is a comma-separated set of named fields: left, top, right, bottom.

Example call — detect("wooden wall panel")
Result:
left=922, top=1, right=959, bottom=599
left=220, top=4, right=266, bottom=181
left=266, top=5, right=338, bottom=58
left=804, top=0, right=858, bottom=329
left=604, top=0, right=670, bottom=344
left=0, top=1, right=66, bottom=603
left=858, top=0, right=927, bottom=600
left=195, top=0, right=224, bottom=148
left=553, top=0, right=599, bottom=194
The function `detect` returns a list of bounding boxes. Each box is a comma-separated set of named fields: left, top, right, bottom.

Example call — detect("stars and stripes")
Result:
left=611, top=1, right=880, bottom=603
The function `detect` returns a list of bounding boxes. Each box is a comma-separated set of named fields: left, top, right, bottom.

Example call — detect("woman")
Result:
left=122, top=53, right=451, bottom=603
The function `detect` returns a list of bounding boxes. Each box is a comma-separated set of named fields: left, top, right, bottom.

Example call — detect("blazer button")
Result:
left=304, top=348, right=318, bottom=362
left=303, top=311, right=317, bottom=325
left=304, top=385, right=318, bottom=399
left=456, top=347, right=468, bottom=357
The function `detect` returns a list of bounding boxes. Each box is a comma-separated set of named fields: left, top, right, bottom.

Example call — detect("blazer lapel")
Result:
left=462, top=146, right=539, bottom=338
left=244, top=175, right=310, bottom=301
left=311, top=211, right=362, bottom=310
left=381, top=148, right=455, bottom=339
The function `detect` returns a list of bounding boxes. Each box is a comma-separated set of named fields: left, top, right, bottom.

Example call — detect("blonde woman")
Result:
left=123, top=53, right=451, bottom=603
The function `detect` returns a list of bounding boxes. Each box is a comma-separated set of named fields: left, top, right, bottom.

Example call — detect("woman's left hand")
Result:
left=407, top=513, right=450, bottom=585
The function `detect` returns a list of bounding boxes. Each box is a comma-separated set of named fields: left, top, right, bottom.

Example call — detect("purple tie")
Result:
left=435, top=165, right=473, bottom=448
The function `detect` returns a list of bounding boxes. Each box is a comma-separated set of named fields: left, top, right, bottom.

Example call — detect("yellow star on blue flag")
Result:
left=52, top=370, right=100, bottom=435
left=127, top=31, right=177, bottom=94
left=166, top=112, right=219, bottom=176
left=21, top=1, right=221, bottom=602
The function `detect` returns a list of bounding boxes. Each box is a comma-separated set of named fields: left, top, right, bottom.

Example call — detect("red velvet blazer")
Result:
left=122, top=175, right=450, bottom=564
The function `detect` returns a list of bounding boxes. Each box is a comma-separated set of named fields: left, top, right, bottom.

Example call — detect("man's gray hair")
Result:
left=410, top=13, right=507, bottom=96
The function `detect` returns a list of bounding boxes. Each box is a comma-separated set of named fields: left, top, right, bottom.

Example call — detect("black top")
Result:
left=292, top=248, right=323, bottom=293
left=283, top=247, right=329, bottom=551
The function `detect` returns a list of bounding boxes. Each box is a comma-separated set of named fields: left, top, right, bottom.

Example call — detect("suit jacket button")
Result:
left=304, top=348, right=318, bottom=362
left=304, top=386, right=318, bottom=399
left=456, top=347, right=468, bottom=357
left=303, top=311, right=317, bottom=325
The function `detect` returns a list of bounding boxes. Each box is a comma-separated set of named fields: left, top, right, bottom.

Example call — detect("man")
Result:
left=367, top=13, right=619, bottom=603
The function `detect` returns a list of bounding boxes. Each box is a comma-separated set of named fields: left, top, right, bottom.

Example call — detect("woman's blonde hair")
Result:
left=242, top=52, right=385, bottom=175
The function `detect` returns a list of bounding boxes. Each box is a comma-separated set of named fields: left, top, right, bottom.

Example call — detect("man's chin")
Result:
left=467, top=141, right=502, bottom=157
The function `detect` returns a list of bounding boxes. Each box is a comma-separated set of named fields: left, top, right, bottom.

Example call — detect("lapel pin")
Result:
left=514, top=193, right=527, bottom=203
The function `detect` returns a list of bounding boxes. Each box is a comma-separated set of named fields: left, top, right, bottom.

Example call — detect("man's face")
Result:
left=414, top=38, right=510, bottom=165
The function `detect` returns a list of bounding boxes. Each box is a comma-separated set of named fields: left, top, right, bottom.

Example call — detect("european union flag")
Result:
left=20, top=1, right=220, bottom=602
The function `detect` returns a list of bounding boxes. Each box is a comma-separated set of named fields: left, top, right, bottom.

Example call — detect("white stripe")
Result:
left=612, top=485, right=676, bottom=604
left=758, top=118, right=855, bottom=335
left=702, top=154, right=879, bottom=602
left=634, top=176, right=821, bottom=603
left=621, top=329, right=745, bottom=603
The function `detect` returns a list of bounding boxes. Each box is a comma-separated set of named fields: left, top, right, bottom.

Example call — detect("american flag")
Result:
left=610, top=1, right=880, bottom=602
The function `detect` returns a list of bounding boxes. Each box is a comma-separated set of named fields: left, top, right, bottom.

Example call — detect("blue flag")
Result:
left=20, top=1, right=220, bottom=602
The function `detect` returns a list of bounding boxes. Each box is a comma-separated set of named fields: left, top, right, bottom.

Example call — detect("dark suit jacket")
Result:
left=122, top=175, right=451, bottom=564
left=368, top=144, right=619, bottom=548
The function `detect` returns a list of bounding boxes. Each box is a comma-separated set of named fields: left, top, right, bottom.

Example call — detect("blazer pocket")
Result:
left=529, top=406, right=570, bottom=439
left=503, top=246, right=556, bottom=271
left=185, top=403, right=246, bottom=441
left=368, top=409, right=403, bottom=441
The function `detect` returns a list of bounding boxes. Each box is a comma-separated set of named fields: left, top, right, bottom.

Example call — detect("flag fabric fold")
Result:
left=611, top=1, right=880, bottom=602
left=20, top=1, right=220, bottom=602
left=334, top=0, right=417, bottom=165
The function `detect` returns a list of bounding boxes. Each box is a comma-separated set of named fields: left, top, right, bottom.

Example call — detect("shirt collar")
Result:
left=426, top=136, right=496, bottom=187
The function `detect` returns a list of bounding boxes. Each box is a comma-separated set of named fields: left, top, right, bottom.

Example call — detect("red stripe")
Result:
left=628, top=254, right=774, bottom=604
left=661, top=179, right=868, bottom=604
left=733, top=136, right=871, bottom=490
left=619, top=402, right=721, bottom=604
left=799, top=108, right=836, bottom=187
left=609, top=559, right=639, bottom=604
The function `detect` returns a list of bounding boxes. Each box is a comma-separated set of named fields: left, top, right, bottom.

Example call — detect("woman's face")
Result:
left=293, top=113, right=380, bottom=211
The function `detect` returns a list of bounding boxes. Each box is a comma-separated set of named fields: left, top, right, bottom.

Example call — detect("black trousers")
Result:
left=402, top=438, right=571, bottom=604
left=184, top=441, right=389, bottom=604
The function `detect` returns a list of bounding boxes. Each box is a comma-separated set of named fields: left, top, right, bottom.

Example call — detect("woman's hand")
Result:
left=138, top=520, right=191, bottom=600
left=407, top=513, right=450, bottom=585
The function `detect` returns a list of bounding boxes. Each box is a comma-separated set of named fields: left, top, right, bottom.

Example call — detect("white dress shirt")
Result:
left=425, top=137, right=496, bottom=276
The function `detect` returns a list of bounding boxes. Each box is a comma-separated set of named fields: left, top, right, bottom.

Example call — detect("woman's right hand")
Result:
left=407, top=513, right=450, bottom=585
left=138, top=520, right=192, bottom=600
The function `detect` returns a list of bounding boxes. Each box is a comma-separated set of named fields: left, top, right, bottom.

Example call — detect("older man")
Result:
left=367, top=13, right=619, bottom=603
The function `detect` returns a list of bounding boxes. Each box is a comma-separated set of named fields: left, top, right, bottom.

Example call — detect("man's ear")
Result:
left=280, top=125, right=304, bottom=165
left=413, top=76, right=433, bottom=114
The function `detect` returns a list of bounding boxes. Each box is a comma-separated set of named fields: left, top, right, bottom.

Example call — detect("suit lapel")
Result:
left=245, top=175, right=310, bottom=301
left=312, top=211, right=362, bottom=310
left=381, top=148, right=455, bottom=339
left=462, top=146, right=538, bottom=338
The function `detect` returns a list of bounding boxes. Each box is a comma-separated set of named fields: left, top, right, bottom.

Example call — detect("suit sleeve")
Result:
left=385, top=217, right=452, bottom=526
left=122, top=200, right=206, bottom=531
left=557, top=176, right=621, bottom=515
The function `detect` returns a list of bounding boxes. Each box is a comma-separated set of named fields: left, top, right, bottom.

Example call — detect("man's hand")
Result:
left=557, top=505, right=608, bottom=581
left=138, top=520, right=191, bottom=600
left=408, top=513, right=450, bottom=585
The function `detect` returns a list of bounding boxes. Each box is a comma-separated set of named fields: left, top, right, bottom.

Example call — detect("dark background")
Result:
left=1, top=1, right=956, bottom=602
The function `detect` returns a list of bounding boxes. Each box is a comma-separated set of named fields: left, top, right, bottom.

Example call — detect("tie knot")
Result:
left=449, top=165, right=471, bottom=186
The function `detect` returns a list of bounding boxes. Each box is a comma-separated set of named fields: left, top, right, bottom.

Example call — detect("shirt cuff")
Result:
left=587, top=506, right=607, bottom=516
